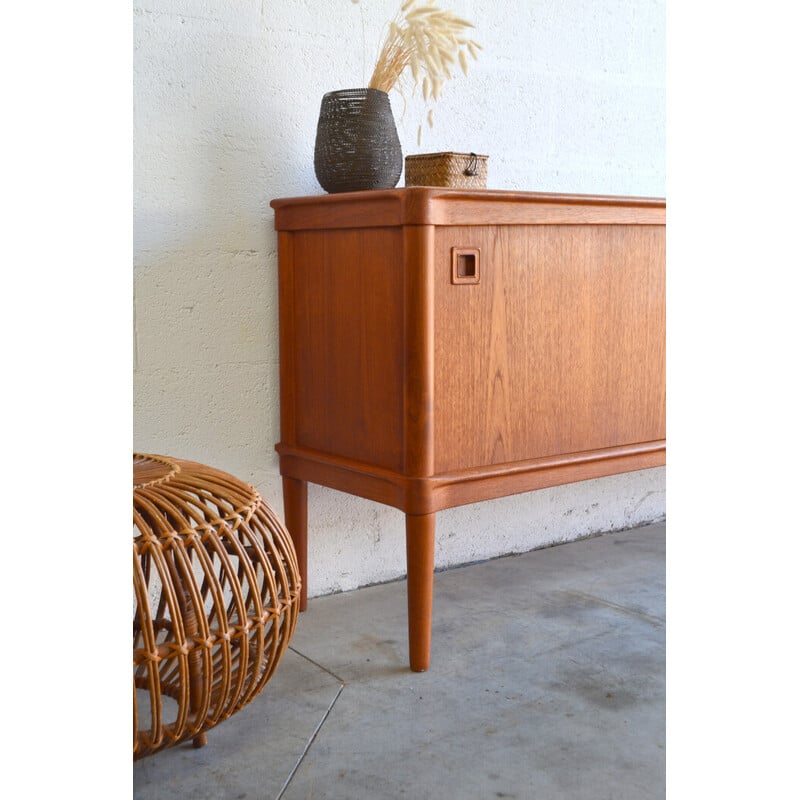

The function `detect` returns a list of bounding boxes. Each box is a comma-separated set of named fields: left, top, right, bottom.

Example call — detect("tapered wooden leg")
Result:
left=283, top=477, right=308, bottom=612
left=406, top=513, right=436, bottom=672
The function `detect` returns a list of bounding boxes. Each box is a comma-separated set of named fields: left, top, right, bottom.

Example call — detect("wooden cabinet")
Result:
left=271, top=188, right=666, bottom=671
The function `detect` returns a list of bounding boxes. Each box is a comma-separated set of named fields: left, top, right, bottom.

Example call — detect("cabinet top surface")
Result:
left=271, top=187, right=665, bottom=231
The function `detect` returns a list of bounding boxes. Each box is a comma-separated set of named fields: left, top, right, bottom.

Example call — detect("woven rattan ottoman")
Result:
left=133, top=453, right=301, bottom=759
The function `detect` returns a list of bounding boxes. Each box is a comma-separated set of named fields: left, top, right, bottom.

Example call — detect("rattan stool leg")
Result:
left=179, top=590, right=208, bottom=749
left=189, top=643, right=207, bottom=748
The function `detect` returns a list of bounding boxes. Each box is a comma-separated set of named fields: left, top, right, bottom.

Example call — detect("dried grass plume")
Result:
left=367, top=1, right=481, bottom=143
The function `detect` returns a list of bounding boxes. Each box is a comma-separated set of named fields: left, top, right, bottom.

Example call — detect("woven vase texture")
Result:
left=405, top=151, right=488, bottom=189
left=314, top=88, right=402, bottom=193
left=133, top=454, right=301, bottom=759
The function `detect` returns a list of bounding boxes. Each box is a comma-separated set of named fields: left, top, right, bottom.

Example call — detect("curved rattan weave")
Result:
left=314, top=88, right=402, bottom=193
left=133, top=454, right=301, bottom=760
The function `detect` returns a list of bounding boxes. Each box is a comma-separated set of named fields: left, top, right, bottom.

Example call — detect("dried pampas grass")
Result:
left=367, top=1, right=481, bottom=143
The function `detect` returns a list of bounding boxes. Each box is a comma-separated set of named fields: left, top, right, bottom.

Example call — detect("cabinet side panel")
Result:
left=433, top=224, right=666, bottom=473
left=289, top=227, right=405, bottom=471
left=277, top=231, right=297, bottom=444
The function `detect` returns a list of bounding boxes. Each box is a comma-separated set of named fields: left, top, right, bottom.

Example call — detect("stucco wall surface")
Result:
left=133, top=0, right=666, bottom=598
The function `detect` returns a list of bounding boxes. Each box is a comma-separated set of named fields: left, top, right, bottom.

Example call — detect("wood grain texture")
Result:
left=271, top=188, right=665, bottom=231
left=406, top=513, right=436, bottom=672
left=288, top=226, right=405, bottom=471
left=282, top=476, right=308, bottom=611
left=277, top=231, right=297, bottom=445
left=402, top=224, right=436, bottom=477
left=272, top=188, right=666, bottom=671
left=276, top=440, right=664, bottom=516
left=433, top=224, right=666, bottom=473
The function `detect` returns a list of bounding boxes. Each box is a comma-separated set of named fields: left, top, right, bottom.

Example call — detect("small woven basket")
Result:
left=405, top=151, right=488, bottom=189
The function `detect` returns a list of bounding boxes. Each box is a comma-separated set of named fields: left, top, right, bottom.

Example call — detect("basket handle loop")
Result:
left=464, top=153, right=478, bottom=176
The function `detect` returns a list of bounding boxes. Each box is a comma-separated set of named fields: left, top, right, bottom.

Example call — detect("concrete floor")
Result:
left=133, top=521, right=665, bottom=800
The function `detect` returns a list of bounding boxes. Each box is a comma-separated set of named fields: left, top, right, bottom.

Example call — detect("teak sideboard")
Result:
left=270, top=188, right=666, bottom=672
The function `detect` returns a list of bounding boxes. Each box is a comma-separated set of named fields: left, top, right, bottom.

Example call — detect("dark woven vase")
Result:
left=314, top=88, right=402, bottom=193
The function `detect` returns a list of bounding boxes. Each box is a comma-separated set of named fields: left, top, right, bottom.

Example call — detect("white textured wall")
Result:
left=133, top=0, right=665, bottom=597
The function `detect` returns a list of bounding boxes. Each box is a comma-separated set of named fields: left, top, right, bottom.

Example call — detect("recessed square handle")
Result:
left=451, top=247, right=481, bottom=285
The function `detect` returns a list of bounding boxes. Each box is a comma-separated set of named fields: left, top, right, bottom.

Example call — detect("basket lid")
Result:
left=406, top=151, right=489, bottom=160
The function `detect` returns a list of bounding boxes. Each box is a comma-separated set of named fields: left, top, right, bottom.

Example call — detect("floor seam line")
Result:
left=288, top=645, right=348, bottom=685
left=565, top=590, right=665, bottom=626
left=274, top=683, right=345, bottom=800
